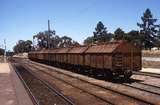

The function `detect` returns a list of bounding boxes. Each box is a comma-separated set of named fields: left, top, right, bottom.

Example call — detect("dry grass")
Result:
left=142, top=50, right=160, bottom=57
left=142, top=60, right=160, bottom=68
left=142, top=50, right=160, bottom=68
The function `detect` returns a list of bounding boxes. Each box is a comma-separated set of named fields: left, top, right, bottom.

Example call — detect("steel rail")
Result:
left=27, top=62, right=155, bottom=105
left=19, top=64, right=75, bottom=105
left=12, top=63, right=40, bottom=105
left=122, top=82, right=160, bottom=96
left=11, top=58, right=159, bottom=105
left=133, top=71, right=160, bottom=78
left=23, top=63, right=114, bottom=105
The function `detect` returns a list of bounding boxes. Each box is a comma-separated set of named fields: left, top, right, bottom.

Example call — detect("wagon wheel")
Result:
left=124, top=70, right=132, bottom=80
left=105, top=70, right=113, bottom=80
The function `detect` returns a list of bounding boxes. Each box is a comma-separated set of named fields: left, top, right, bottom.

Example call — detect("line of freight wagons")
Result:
left=28, top=40, right=141, bottom=79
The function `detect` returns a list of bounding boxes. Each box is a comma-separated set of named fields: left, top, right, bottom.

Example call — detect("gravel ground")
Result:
left=15, top=65, right=71, bottom=105
left=26, top=62, right=154, bottom=105
left=142, top=50, right=160, bottom=69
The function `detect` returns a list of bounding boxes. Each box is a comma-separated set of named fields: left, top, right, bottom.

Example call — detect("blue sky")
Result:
left=1, top=0, right=160, bottom=51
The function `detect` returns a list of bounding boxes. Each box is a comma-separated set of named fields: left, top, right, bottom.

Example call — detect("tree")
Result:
left=84, top=21, right=112, bottom=45
left=126, top=30, right=141, bottom=46
left=155, top=26, right=160, bottom=50
left=59, top=36, right=80, bottom=47
left=83, top=36, right=94, bottom=45
left=50, top=35, right=61, bottom=48
left=93, top=21, right=111, bottom=43
left=34, top=30, right=80, bottom=49
left=24, top=40, right=32, bottom=52
left=0, top=48, right=4, bottom=55
left=13, top=40, right=32, bottom=53
left=33, top=30, right=56, bottom=49
left=72, top=40, right=80, bottom=47
left=114, top=28, right=125, bottom=40
left=137, top=8, right=158, bottom=49
left=157, top=25, right=160, bottom=39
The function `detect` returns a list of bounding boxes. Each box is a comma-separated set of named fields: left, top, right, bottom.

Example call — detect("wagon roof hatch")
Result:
left=68, top=46, right=88, bottom=53
left=55, top=48, right=71, bottom=53
left=85, top=42, right=121, bottom=53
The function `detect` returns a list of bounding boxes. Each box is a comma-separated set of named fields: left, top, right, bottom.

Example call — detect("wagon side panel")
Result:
left=104, top=55, right=112, bottom=70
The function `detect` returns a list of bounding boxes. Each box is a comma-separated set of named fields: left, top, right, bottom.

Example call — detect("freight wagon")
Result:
left=28, top=40, right=141, bottom=79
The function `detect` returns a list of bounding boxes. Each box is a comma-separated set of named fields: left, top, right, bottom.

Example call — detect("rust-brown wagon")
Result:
left=67, top=46, right=89, bottom=71
left=28, top=40, right=141, bottom=79
left=84, top=41, right=141, bottom=78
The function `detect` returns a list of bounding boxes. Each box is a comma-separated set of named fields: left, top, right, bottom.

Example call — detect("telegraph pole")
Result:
left=48, top=20, right=51, bottom=32
left=4, top=39, right=6, bottom=62
left=48, top=20, right=50, bottom=48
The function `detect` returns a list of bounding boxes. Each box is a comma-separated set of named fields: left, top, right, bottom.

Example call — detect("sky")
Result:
left=1, top=0, right=160, bottom=51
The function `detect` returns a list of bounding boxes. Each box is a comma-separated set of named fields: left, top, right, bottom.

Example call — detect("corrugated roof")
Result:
left=43, top=49, right=51, bottom=53
left=48, top=49, right=59, bottom=53
left=68, top=46, right=88, bottom=53
left=39, top=49, right=46, bottom=53
left=29, top=41, right=125, bottom=54
left=85, top=42, right=121, bottom=53
left=55, top=48, right=71, bottom=53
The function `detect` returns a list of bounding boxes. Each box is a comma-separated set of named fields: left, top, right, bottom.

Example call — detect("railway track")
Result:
left=23, top=64, right=114, bottom=105
left=12, top=63, right=39, bottom=105
left=12, top=63, right=75, bottom=105
left=18, top=59, right=160, bottom=105
left=122, top=82, right=160, bottom=96
left=22, top=63, right=149, bottom=105
left=133, top=71, right=160, bottom=78
left=11, top=58, right=160, bottom=104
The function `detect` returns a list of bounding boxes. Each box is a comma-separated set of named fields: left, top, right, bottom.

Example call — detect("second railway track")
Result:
left=14, top=58, right=160, bottom=105
left=133, top=71, right=160, bottom=78
left=12, top=63, right=75, bottom=105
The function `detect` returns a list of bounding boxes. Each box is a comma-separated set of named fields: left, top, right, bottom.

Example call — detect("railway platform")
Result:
left=142, top=68, right=160, bottom=74
left=0, top=63, right=33, bottom=105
